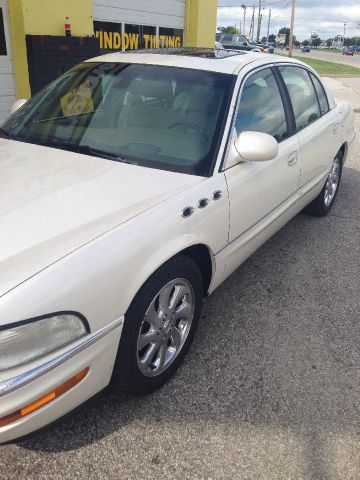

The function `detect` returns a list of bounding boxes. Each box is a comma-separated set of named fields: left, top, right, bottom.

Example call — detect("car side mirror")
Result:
left=226, top=130, right=279, bottom=168
left=11, top=99, right=27, bottom=115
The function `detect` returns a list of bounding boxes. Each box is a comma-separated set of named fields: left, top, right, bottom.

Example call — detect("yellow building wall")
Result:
left=21, top=0, right=93, bottom=36
left=185, top=0, right=217, bottom=48
left=7, top=0, right=94, bottom=98
left=7, top=0, right=30, bottom=98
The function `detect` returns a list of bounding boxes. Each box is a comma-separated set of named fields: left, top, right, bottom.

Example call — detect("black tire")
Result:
left=304, top=151, right=343, bottom=217
left=111, top=255, right=203, bottom=395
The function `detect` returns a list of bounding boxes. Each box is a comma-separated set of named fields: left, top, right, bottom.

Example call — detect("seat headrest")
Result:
left=174, top=86, right=219, bottom=113
left=127, top=79, right=173, bottom=99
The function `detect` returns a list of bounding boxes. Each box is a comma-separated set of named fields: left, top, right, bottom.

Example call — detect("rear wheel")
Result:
left=111, top=255, right=203, bottom=395
left=304, top=152, right=343, bottom=217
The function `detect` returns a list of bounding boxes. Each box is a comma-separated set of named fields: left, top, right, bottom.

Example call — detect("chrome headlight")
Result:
left=0, top=312, right=88, bottom=371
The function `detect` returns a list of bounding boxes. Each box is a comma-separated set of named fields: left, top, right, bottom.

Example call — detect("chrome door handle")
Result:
left=287, top=152, right=298, bottom=166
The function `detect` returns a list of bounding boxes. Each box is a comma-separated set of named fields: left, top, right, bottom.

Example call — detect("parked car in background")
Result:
left=343, top=48, right=354, bottom=56
left=0, top=48, right=355, bottom=443
left=216, top=33, right=273, bottom=53
left=302, top=46, right=311, bottom=52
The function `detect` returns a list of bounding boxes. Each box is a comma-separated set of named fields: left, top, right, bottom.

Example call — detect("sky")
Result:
left=217, top=0, right=360, bottom=42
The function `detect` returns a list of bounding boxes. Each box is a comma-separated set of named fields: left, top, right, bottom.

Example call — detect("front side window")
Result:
left=279, top=66, right=320, bottom=132
left=310, top=73, right=329, bottom=115
left=235, top=67, right=288, bottom=143
left=1, top=62, right=234, bottom=176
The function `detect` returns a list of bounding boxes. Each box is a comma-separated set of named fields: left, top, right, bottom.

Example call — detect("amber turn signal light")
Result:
left=0, top=367, right=89, bottom=428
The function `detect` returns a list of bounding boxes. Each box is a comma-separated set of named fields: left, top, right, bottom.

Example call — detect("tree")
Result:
left=312, top=37, right=321, bottom=47
left=268, top=34, right=276, bottom=43
left=326, top=38, right=332, bottom=47
left=344, top=36, right=360, bottom=46
left=294, top=40, right=300, bottom=48
left=217, top=26, right=240, bottom=34
left=278, top=27, right=290, bottom=45
left=302, top=39, right=309, bottom=46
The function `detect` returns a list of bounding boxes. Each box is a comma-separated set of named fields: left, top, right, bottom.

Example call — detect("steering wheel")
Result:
left=168, top=121, right=208, bottom=141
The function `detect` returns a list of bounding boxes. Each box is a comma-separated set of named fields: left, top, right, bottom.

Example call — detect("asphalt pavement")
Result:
left=1, top=80, right=360, bottom=480
left=294, top=49, right=360, bottom=68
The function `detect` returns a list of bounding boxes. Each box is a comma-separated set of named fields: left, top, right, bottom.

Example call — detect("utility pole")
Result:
left=266, top=8, right=271, bottom=43
left=242, top=4, right=247, bottom=36
left=249, top=5, right=255, bottom=37
left=343, top=21, right=348, bottom=46
left=256, top=0, right=262, bottom=42
left=288, top=0, right=296, bottom=57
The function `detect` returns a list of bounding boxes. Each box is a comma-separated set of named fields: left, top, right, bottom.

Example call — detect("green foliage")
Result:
left=302, top=39, right=309, bottom=46
left=268, top=34, right=276, bottom=43
left=344, top=37, right=360, bottom=46
left=218, top=26, right=240, bottom=34
left=312, top=37, right=321, bottom=47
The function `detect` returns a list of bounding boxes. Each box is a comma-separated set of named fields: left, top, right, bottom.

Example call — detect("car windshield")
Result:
left=1, top=62, right=234, bottom=176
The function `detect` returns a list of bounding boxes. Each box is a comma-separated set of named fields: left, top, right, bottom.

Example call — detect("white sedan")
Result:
left=0, top=48, right=355, bottom=442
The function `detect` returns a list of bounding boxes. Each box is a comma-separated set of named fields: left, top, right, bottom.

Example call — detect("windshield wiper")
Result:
left=75, top=145, right=132, bottom=164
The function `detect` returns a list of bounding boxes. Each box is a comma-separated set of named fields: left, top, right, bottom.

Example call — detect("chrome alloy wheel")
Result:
left=136, top=278, right=195, bottom=377
left=324, top=157, right=341, bottom=207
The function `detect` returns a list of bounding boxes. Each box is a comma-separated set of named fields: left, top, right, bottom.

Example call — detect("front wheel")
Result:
left=304, top=152, right=343, bottom=217
left=111, top=255, right=203, bottom=395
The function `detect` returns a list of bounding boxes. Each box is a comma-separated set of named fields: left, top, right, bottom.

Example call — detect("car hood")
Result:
left=0, top=140, right=203, bottom=297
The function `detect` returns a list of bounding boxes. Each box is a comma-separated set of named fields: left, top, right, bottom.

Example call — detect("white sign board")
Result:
left=278, top=33, right=286, bottom=45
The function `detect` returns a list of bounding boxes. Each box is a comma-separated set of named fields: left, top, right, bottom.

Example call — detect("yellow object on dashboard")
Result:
left=60, top=80, right=94, bottom=116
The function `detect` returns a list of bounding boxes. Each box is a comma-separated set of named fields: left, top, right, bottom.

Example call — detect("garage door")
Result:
left=93, top=0, right=185, bottom=28
left=0, top=0, right=16, bottom=124
left=93, top=0, right=185, bottom=52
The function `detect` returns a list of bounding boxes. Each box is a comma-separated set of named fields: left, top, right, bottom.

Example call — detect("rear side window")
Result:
left=310, top=73, right=329, bottom=115
left=279, top=66, right=320, bottom=132
left=235, top=67, right=288, bottom=143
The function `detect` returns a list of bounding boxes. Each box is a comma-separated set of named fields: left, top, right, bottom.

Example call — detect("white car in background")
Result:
left=0, top=48, right=355, bottom=442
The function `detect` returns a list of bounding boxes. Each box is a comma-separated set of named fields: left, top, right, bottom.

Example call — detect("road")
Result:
left=280, top=48, right=360, bottom=68
left=1, top=81, right=360, bottom=480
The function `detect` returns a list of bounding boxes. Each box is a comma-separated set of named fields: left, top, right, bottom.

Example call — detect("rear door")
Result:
left=277, top=65, right=340, bottom=187
left=225, top=66, right=301, bottom=242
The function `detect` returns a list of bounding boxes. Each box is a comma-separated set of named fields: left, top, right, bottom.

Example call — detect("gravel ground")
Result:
left=1, top=93, right=359, bottom=480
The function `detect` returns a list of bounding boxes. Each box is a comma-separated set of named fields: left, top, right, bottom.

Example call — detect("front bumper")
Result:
left=0, top=317, right=123, bottom=443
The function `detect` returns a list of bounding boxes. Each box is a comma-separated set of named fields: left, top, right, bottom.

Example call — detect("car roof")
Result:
left=85, top=47, right=303, bottom=75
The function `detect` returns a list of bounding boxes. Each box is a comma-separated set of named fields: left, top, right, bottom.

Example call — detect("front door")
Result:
left=0, top=0, right=16, bottom=124
left=225, top=66, right=300, bottom=242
